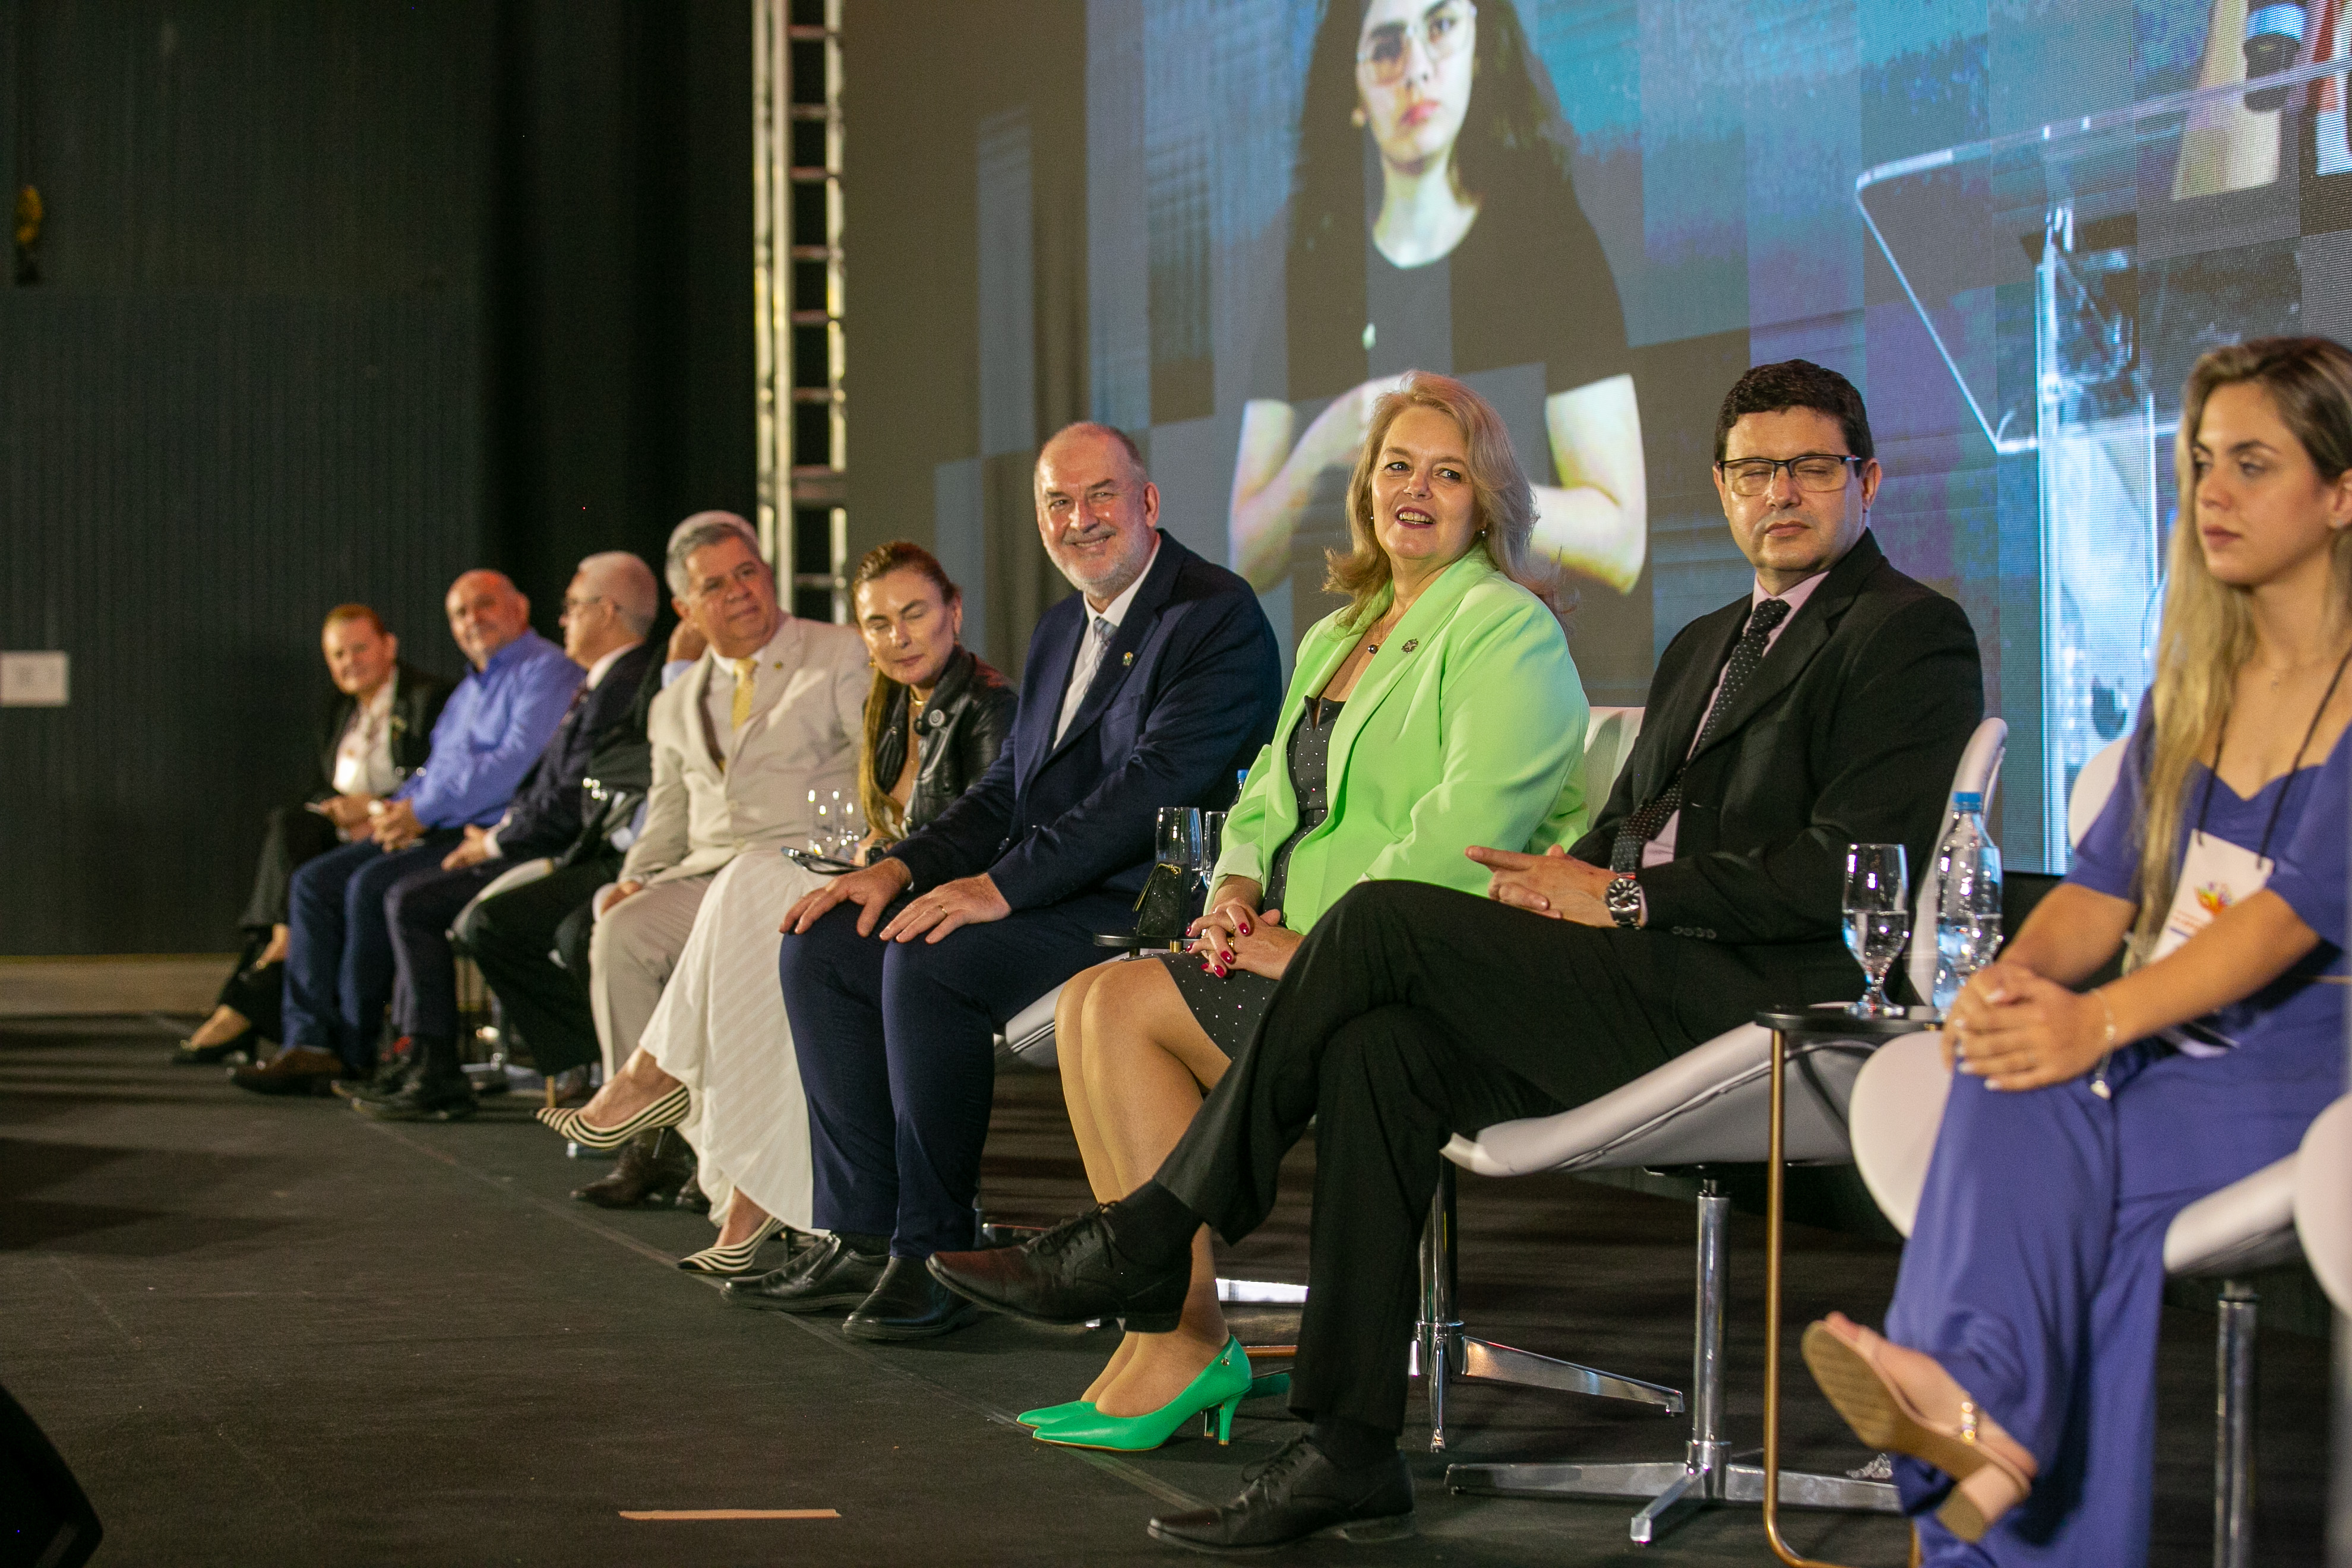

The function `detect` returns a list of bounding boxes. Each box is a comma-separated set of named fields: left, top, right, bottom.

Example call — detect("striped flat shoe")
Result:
left=677, top=1216, right=786, bottom=1276
left=534, top=1083, right=690, bottom=1150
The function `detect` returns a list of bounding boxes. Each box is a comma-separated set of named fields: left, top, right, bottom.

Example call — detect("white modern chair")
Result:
left=1848, top=732, right=2308, bottom=1568
left=1435, top=716, right=2009, bottom=1545
left=2294, top=1094, right=2352, bottom=1318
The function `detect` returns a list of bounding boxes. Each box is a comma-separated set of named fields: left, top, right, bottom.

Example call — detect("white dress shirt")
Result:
left=1645, top=570, right=1826, bottom=867
left=331, top=680, right=400, bottom=798
left=1054, top=535, right=1159, bottom=745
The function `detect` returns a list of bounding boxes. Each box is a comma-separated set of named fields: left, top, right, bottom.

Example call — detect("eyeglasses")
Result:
left=559, top=593, right=605, bottom=618
left=1716, top=453, right=1863, bottom=498
left=1357, top=0, right=1476, bottom=86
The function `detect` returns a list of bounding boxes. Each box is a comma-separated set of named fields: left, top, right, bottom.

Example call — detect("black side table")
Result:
left=1753, top=1004, right=1937, bottom=1568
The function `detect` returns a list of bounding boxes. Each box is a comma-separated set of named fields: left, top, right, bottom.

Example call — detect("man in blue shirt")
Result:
left=236, top=570, right=581, bottom=1095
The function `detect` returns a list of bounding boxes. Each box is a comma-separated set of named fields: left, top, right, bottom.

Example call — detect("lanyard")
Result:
left=2193, top=641, right=2352, bottom=862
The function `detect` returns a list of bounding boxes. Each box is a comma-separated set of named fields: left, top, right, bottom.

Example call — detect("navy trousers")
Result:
left=280, top=833, right=461, bottom=1071
left=779, top=889, right=1133, bottom=1257
left=384, top=860, right=508, bottom=1043
left=1885, top=1030, right=2342, bottom=1565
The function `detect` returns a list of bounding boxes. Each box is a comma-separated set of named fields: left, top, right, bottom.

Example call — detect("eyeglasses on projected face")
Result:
left=1357, top=0, right=1477, bottom=86
left=1715, top=454, right=1864, bottom=497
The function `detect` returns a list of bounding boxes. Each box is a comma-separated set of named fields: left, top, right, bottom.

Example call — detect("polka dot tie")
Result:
left=1610, top=596, right=1791, bottom=873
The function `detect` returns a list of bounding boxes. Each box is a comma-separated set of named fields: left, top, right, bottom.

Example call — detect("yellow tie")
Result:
left=731, top=658, right=757, bottom=731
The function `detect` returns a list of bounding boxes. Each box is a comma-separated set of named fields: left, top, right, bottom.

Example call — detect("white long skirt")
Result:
left=637, top=849, right=824, bottom=1231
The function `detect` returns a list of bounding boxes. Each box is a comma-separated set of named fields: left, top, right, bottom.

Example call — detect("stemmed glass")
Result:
left=1199, top=810, right=1227, bottom=899
left=1842, top=843, right=1910, bottom=1019
left=1135, top=807, right=1204, bottom=941
left=830, top=792, right=864, bottom=861
left=807, top=789, right=834, bottom=859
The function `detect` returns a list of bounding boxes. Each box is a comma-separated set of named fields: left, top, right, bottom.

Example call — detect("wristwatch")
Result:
left=1604, top=875, right=1643, bottom=929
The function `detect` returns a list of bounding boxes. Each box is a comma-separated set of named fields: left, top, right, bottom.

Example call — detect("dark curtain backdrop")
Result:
left=0, top=0, right=752, bottom=956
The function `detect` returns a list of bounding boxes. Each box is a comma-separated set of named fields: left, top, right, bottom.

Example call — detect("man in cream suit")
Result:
left=586, top=511, right=868, bottom=1077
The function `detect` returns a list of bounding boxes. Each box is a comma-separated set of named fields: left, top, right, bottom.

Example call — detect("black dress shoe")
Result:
left=331, top=1054, right=413, bottom=1102
left=350, top=1074, right=479, bottom=1122
left=672, top=1168, right=712, bottom=1215
left=722, top=1234, right=887, bottom=1313
left=927, top=1194, right=1191, bottom=1332
left=842, top=1257, right=981, bottom=1342
left=573, top=1127, right=694, bottom=1208
left=1147, top=1436, right=1414, bottom=1554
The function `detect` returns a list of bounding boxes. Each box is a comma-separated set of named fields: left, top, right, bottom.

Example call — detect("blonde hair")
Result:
left=850, top=541, right=962, bottom=843
left=1326, top=371, right=1564, bottom=628
left=2133, top=337, right=2352, bottom=958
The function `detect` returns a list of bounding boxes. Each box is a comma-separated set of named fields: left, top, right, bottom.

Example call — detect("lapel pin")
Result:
left=1400, top=638, right=1418, bottom=653
left=1121, top=650, right=1134, bottom=666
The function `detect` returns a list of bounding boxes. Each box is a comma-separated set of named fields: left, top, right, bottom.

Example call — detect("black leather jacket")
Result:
left=874, top=647, right=1017, bottom=839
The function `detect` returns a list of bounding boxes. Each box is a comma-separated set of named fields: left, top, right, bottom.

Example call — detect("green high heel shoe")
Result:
left=1019, top=1365, right=1281, bottom=1430
left=1033, top=1338, right=1254, bottom=1452
left=1016, top=1399, right=1093, bottom=1429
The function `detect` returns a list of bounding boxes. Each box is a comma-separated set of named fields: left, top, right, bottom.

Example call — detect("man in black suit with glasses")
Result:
left=928, top=360, right=1986, bottom=1553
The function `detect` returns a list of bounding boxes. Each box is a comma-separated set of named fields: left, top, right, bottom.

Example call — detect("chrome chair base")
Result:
left=1409, top=1332, right=1684, bottom=1428
left=1430, top=1178, right=1896, bottom=1545
left=1447, top=1446, right=1897, bottom=1545
left=1415, top=1165, right=1685, bottom=1451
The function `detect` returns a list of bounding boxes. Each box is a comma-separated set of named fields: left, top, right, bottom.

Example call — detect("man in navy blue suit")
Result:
left=757, top=422, right=1283, bottom=1339
left=349, top=552, right=665, bottom=1122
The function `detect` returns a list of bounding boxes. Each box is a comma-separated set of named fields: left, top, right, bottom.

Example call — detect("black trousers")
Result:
left=464, top=856, right=619, bottom=1076
left=238, top=803, right=340, bottom=932
left=385, top=861, right=511, bottom=1044
left=1156, top=880, right=1856, bottom=1435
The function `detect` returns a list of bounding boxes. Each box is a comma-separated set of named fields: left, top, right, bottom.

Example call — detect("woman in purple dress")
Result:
left=1807, top=337, right=2352, bottom=1564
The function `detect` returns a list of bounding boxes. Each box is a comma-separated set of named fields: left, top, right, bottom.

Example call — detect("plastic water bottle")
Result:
left=1931, top=792, right=2003, bottom=1014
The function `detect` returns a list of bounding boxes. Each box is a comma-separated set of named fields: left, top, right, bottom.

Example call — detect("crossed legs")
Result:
left=1053, top=956, right=1233, bottom=1416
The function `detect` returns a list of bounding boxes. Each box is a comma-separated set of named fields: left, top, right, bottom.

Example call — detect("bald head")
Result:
left=1035, top=422, right=1161, bottom=608
left=444, top=569, right=532, bottom=670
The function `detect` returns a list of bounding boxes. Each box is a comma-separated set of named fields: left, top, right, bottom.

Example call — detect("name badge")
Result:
left=2150, top=828, right=2271, bottom=1055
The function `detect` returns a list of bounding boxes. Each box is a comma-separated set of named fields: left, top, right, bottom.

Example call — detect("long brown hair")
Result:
left=852, top=542, right=963, bottom=843
left=1326, top=370, right=1561, bottom=628
left=2133, top=337, right=2352, bottom=957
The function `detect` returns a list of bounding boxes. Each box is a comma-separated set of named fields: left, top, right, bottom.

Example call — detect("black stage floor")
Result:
left=0, top=1016, right=2332, bottom=1566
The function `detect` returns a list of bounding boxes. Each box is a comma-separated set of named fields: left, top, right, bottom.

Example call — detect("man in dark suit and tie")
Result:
left=756, top=422, right=1284, bottom=1339
left=928, top=361, right=1987, bottom=1549
left=347, top=552, right=665, bottom=1121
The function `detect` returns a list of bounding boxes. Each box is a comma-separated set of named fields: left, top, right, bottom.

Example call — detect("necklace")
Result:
left=1361, top=602, right=1409, bottom=657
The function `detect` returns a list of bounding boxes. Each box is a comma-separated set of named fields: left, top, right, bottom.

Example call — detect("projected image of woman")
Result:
left=1231, top=0, right=1643, bottom=597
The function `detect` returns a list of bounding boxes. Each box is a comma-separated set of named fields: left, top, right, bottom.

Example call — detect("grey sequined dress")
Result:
left=1155, top=698, right=1343, bottom=1057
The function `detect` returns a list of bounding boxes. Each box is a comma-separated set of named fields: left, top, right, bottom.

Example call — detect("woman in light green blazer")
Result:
left=1020, top=372, right=1594, bottom=1453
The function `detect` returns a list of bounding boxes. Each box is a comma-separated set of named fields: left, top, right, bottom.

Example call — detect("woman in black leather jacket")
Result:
left=852, top=542, right=1017, bottom=853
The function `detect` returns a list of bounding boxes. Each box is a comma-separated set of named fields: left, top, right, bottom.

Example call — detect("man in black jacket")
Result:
left=351, top=553, right=664, bottom=1121
left=757, top=423, right=1284, bottom=1340
left=177, top=606, right=450, bottom=1064
left=928, top=362, right=1987, bottom=1550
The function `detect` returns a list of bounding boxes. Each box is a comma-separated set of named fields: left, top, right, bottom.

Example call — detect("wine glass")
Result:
left=1155, top=806, right=1202, bottom=872
left=807, top=788, right=833, bottom=859
left=830, top=794, right=864, bottom=861
left=1843, top=843, right=1910, bottom=1019
left=1135, top=807, right=1203, bottom=942
left=1199, top=810, right=1226, bottom=896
